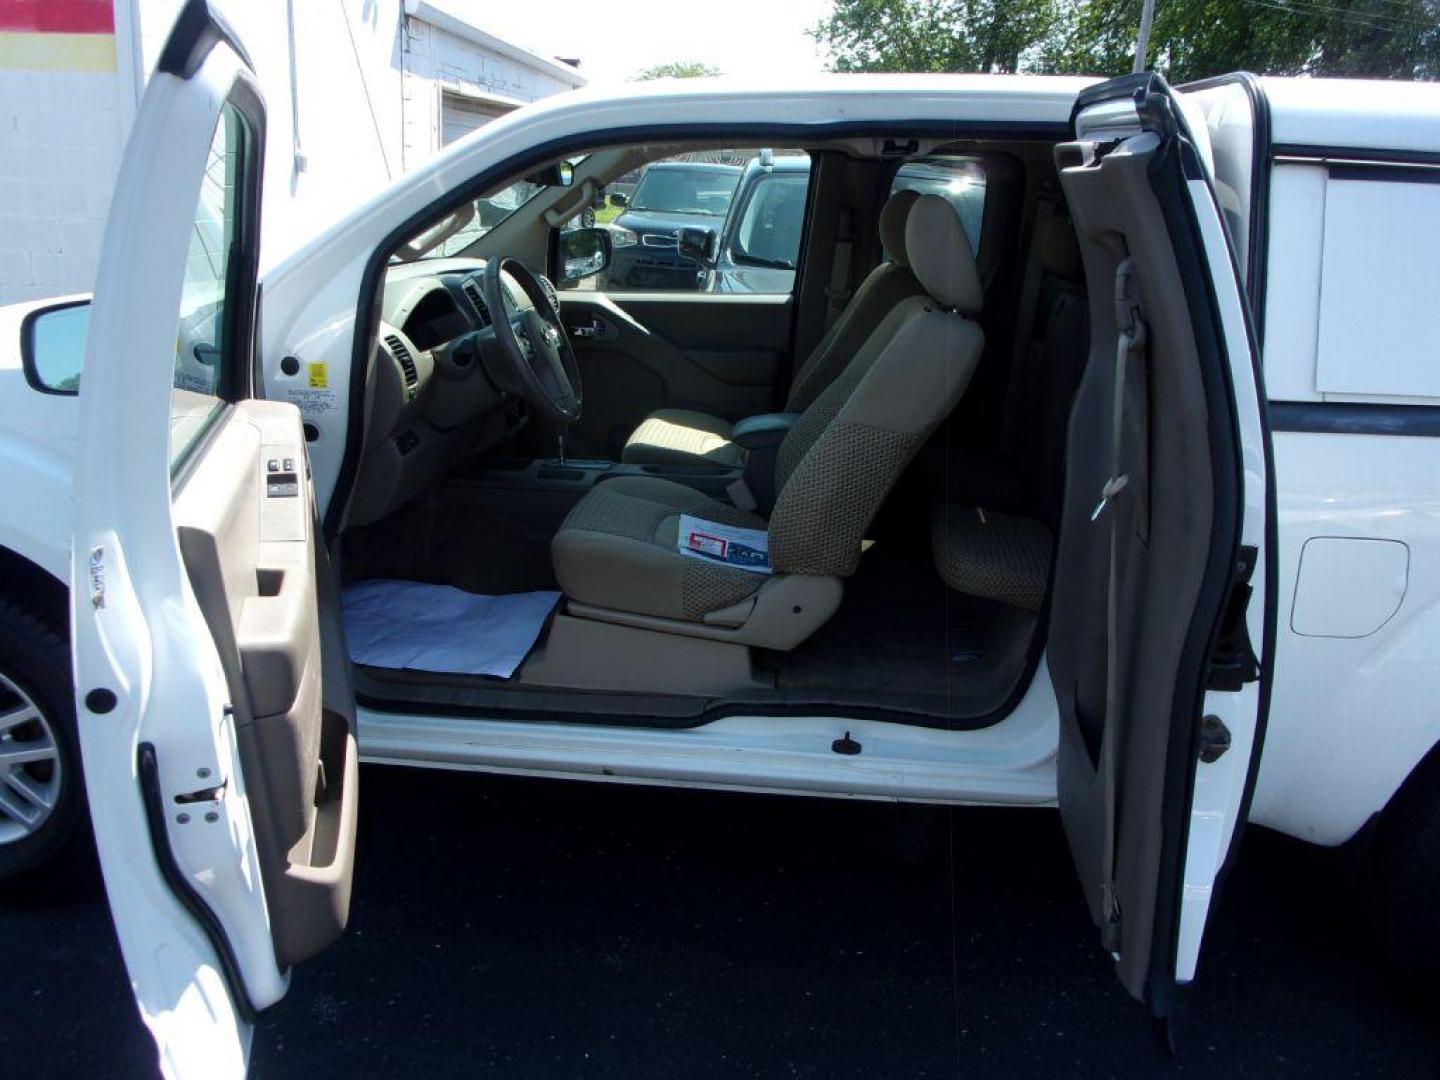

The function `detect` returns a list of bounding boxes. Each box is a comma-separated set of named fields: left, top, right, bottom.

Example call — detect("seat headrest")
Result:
left=1037, top=215, right=1083, bottom=282
left=905, top=194, right=982, bottom=315
left=877, top=189, right=921, bottom=268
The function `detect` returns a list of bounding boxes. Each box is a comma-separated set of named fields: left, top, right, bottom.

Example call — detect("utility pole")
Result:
left=1133, top=0, right=1156, bottom=73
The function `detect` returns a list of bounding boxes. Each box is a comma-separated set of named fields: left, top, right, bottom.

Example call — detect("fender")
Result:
left=0, top=297, right=82, bottom=584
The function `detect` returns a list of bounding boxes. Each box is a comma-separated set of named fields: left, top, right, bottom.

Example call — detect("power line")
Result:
left=1241, top=0, right=1437, bottom=31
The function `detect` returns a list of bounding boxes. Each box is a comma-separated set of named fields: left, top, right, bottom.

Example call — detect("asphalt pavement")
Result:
left=2, top=764, right=1437, bottom=1078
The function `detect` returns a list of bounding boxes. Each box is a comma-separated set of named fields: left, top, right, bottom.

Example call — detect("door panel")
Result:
left=555, top=292, right=792, bottom=458
left=1050, top=74, right=1270, bottom=1018
left=174, top=400, right=358, bottom=966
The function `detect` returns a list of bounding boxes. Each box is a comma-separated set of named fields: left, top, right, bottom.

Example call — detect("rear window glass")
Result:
left=889, top=158, right=986, bottom=256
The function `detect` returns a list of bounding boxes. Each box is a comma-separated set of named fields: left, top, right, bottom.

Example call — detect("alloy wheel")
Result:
left=0, top=670, right=63, bottom=845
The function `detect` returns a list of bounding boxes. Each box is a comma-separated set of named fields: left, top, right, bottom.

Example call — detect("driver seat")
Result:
left=551, top=196, right=984, bottom=651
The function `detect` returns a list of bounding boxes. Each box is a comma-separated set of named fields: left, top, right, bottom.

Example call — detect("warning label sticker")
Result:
left=286, top=387, right=337, bottom=417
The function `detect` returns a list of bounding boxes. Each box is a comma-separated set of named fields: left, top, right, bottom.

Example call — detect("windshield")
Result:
left=630, top=167, right=738, bottom=216
left=404, top=154, right=590, bottom=260
left=422, top=178, right=546, bottom=259
left=731, top=173, right=807, bottom=270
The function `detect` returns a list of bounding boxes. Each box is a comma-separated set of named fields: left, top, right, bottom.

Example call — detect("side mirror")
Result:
left=609, top=192, right=629, bottom=209
left=22, top=301, right=90, bottom=394
left=677, top=227, right=716, bottom=264
left=559, top=226, right=613, bottom=283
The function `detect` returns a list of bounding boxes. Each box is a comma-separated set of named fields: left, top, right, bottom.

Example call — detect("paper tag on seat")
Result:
left=677, top=514, right=773, bottom=574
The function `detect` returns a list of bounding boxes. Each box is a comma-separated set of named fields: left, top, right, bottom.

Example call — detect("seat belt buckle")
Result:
left=726, top=477, right=758, bottom=512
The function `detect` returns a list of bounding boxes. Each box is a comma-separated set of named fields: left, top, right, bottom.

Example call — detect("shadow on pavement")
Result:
left=2, top=764, right=1437, bottom=1078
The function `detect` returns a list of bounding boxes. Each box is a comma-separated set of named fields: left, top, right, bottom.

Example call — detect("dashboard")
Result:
left=346, top=257, right=548, bottom=528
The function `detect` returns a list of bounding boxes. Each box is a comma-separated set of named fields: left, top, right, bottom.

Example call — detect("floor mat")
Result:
left=343, top=579, right=560, bottom=678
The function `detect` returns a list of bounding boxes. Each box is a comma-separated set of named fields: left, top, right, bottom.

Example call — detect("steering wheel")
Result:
left=482, top=256, right=583, bottom=424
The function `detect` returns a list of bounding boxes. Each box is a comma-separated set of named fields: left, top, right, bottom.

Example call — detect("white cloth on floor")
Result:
left=343, top=579, right=560, bottom=678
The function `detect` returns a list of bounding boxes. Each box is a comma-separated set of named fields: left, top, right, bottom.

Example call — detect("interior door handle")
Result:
left=568, top=315, right=606, bottom=339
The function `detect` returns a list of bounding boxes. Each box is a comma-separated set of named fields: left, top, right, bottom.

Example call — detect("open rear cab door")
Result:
left=69, top=3, right=358, bottom=1075
left=1049, top=73, right=1274, bottom=1024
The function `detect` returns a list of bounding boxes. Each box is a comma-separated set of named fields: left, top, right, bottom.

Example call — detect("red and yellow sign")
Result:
left=0, top=1, right=117, bottom=72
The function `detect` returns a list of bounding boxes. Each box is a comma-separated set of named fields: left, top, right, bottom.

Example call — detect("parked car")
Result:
left=2, top=4, right=1439, bottom=1074
left=606, top=160, right=741, bottom=289
left=687, top=154, right=988, bottom=293
left=692, top=153, right=811, bottom=293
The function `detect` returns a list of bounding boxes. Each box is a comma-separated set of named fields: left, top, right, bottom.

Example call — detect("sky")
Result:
left=471, top=0, right=836, bottom=88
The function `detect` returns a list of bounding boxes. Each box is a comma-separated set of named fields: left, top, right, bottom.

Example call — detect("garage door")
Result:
left=441, top=92, right=514, bottom=145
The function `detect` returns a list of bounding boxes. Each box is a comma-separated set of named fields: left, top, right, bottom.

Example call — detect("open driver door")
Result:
left=69, top=3, right=359, bottom=1075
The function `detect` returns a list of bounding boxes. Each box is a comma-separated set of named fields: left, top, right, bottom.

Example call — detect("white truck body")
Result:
left=7, top=76, right=1436, bottom=848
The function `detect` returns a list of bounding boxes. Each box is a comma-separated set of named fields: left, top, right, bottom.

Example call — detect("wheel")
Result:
left=0, top=598, right=86, bottom=886
left=582, top=207, right=596, bottom=229
left=1370, top=743, right=1440, bottom=978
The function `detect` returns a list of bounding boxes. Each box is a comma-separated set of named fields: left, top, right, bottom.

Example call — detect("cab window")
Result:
left=889, top=158, right=986, bottom=256
left=170, top=101, right=249, bottom=472
left=561, top=149, right=811, bottom=295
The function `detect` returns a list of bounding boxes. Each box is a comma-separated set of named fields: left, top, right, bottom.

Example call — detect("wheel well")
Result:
left=1386, top=734, right=1440, bottom=822
left=0, top=545, right=69, bottom=638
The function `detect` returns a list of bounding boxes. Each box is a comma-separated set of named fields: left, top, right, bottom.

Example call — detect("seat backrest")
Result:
left=783, top=190, right=925, bottom=413
left=766, top=195, right=986, bottom=578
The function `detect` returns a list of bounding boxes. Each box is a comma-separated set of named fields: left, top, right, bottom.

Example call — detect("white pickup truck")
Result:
left=2, top=2, right=1438, bottom=1075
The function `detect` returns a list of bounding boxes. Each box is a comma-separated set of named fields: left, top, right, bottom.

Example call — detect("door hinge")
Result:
left=1205, top=545, right=1260, bottom=692
left=1198, top=714, right=1232, bottom=763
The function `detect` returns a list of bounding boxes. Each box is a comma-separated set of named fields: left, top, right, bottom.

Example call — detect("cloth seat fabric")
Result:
left=622, top=409, right=745, bottom=468
left=931, top=504, right=1053, bottom=612
left=620, top=190, right=924, bottom=468
left=551, top=476, right=767, bottom=622
left=555, top=194, right=987, bottom=635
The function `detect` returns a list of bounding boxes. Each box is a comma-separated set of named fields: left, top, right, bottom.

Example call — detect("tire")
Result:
left=582, top=207, right=596, bottom=229
left=0, top=597, right=87, bottom=887
left=1370, top=743, right=1440, bottom=979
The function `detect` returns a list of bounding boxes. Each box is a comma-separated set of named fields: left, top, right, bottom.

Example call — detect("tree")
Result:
left=811, top=0, right=1440, bottom=81
left=811, top=0, right=1061, bottom=73
left=632, top=61, right=722, bottom=80
left=1051, top=0, right=1440, bottom=81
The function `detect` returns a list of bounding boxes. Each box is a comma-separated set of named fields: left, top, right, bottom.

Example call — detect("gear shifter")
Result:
left=555, top=425, right=569, bottom=467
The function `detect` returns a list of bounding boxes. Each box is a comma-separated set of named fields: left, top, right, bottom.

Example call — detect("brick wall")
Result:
left=0, top=1, right=123, bottom=303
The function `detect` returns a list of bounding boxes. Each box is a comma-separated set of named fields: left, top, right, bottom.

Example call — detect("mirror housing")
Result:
left=558, top=226, right=613, bottom=283
left=677, top=227, right=716, bottom=264
left=608, top=191, right=629, bottom=209
left=22, top=300, right=90, bottom=394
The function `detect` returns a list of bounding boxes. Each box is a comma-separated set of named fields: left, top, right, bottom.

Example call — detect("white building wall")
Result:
left=0, top=0, right=582, bottom=304
left=0, top=45, right=125, bottom=303
left=400, top=5, right=584, bottom=166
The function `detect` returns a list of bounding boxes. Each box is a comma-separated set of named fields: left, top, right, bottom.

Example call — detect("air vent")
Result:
left=385, top=334, right=418, bottom=387
left=462, top=281, right=491, bottom=327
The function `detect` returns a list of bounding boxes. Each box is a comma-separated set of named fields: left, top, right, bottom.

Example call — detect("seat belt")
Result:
left=1091, top=256, right=1146, bottom=953
left=999, top=197, right=1058, bottom=457
left=823, top=207, right=855, bottom=330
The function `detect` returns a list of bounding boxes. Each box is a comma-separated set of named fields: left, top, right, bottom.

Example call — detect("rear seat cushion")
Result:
left=621, top=409, right=744, bottom=468
left=932, top=504, right=1053, bottom=612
